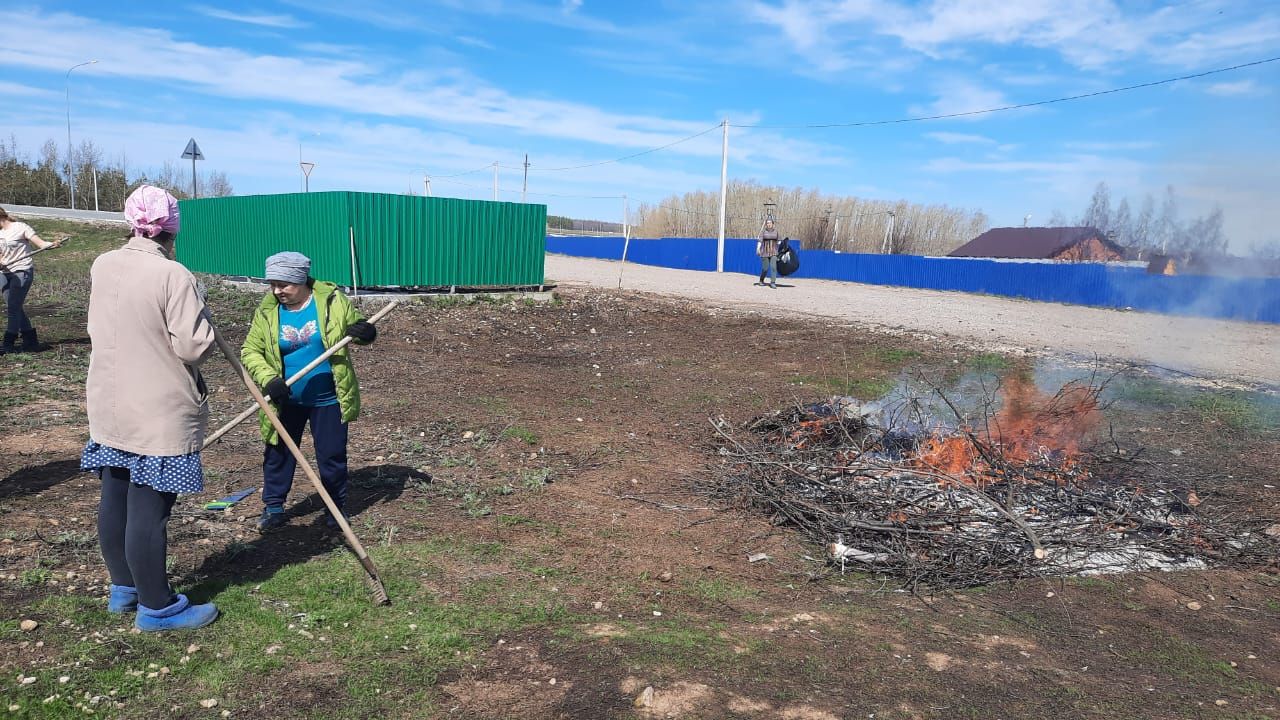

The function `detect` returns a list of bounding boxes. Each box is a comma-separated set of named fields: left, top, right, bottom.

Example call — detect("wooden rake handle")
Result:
left=209, top=324, right=390, bottom=604
left=203, top=300, right=399, bottom=449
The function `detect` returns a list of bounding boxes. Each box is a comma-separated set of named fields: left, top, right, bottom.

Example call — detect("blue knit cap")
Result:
left=264, top=251, right=310, bottom=284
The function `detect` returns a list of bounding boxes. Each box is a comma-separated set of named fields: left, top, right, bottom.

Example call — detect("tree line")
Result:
left=1049, top=182, right=1280, bottom=259
left=0, top=136, right=234, bottom=212
left=630, top=180, right=989, bottom=256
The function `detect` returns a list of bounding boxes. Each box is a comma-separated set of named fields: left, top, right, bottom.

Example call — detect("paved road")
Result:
left=547, top=254, right=1280, bottom=387
left=2, top=204, right=126, bottom=224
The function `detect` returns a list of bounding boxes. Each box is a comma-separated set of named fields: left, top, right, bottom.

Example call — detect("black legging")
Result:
left=97, top=467, right=178, bottom=610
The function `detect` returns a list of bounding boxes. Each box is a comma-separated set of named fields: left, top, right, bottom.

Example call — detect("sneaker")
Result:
left=256, top=507, right=287, bottom=533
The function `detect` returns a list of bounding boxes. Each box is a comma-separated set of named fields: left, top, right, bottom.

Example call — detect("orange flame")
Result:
left=914, top=375, right=1101, bottom=481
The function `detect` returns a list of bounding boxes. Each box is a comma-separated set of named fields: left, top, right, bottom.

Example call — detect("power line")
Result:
left=432, top=176, right=625, bottom=200
left=730, top=55, right=1280, bottom=129
left=532, top=123, right=722, bottom=172
left=430, top=163, right=496, bottom=178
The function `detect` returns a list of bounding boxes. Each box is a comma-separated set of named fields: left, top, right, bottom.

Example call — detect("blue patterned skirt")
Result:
left=81, top=440, right=205, bottom=494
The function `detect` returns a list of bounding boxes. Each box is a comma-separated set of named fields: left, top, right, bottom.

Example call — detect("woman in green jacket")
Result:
left=241, top=251, right=376, bottom=532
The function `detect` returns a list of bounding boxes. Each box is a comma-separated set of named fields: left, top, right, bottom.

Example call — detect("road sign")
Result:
left=181, top=138, right=204, bottom=160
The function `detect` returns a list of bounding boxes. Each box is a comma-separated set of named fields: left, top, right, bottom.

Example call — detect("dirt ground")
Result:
left=3, top=274, right=1279, bottom=719
left=547, top=254, right=1280, bottom=388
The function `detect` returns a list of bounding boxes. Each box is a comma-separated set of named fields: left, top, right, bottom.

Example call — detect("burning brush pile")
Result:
left=709, top=374, right=1278, bottom=589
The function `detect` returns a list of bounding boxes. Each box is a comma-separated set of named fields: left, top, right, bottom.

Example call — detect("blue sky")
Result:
left=2, top=1, right=1278, bottom=248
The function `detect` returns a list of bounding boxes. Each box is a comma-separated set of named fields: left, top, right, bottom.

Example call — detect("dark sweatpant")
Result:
left=262, top=402, right=349, bottom=510
left=97, top=467, right=178, bottom=610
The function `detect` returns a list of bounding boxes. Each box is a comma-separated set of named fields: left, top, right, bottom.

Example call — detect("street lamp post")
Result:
left=65, top=59, right=98, bottom=210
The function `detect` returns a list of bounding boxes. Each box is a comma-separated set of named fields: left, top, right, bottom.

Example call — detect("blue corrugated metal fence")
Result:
left=545, top=236, right=1280, bottom=324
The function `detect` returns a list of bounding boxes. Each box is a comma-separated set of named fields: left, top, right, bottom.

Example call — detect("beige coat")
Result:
left=85, top=236, right=215, bottom=455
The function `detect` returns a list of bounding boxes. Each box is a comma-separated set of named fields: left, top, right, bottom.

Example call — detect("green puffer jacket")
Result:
left=240, top=281, right=368, bottom=445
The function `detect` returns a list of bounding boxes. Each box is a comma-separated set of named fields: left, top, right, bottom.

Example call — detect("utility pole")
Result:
left=424, top=175, right=432, bottom=196
left=93, top=167, right=99, bottom=211
left=881, top=211, right=897, bottom=254
left=832, top=214, right=841, bottom=248
left=492, top=162, right=499, bottom=201
left=716, top=118, right=729, bottom=272
left=622, top=194, right=629, bottom=240
left=522, top=153, right=529, bottom=203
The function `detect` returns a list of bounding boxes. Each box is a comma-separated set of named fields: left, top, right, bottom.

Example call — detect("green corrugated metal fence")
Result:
left=177, top=191, right=546, bottom=288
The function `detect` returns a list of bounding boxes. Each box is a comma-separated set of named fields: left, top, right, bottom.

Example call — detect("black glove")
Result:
left=346, top=319, right=376, bottom=343
left=264, top=377, right=290, bottom=404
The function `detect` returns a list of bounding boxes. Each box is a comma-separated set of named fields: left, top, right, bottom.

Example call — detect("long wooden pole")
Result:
left=210, top=326, right=390, bottom=605
left=202, top=300, right=398, bottom=449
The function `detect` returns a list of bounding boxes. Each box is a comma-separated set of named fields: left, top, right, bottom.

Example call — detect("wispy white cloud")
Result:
left=456, top=35, right=495, bottom=50
left=1064, top=140, right=1157, bottom=151
left=1205, top=79, right=1265, bottom=97
left=909, top=80, right=1013, bottom=121
left=0, top=81, right=59, bottom=99
left=562, top=0, right=583, bottom=12
left=926, top=131, right=997, bottom=144
left=191, top=5, right=308, bottom=29
left=748, top=0, right=1280, bottom=72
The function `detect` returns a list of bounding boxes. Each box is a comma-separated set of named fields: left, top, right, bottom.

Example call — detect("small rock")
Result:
left=1045, top=592, right=1055, bottom=598
left=462, top=431, right=475, bottom=440
left=634, top=686, right=654, bottom=709
left=1214, top=699, right=1228, bottom=706
left=21, top=676, right=38, bottom=685
left=20, top=619, right=39, bottom=632
left=1186, top=602, right=1203, bottom=611
left=200, top=699, right=219, bottom=708
left=264, top=645, right=282, bottom=655
left=221, top=711, right=231, bottom=718
left=186, top=644, right=201, bottom=654
left=748, top=553, right=770, bottom=563
left=9, top=705, right=21, bottom=712
left=549, top=678, right=557, bottom=685
left=59, top=676, right=69, bottom=684
left=658, top=571, right=672, bottom=583
left=592, top=601, right=604, bottom=610
left=652, top=611, right=662, bottom=617
left=180, top=656, right=190, bottom=664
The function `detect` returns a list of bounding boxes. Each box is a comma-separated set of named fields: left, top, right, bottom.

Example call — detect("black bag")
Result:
left=777, top=237, right=800, bottom=276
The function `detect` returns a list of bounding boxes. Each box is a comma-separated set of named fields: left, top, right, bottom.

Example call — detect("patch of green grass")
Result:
left=520, top=467, right=552, bottom=490
left=612, top=621, right=735, bottom=670
left=686, top=577, right=760, bottom=604
left=20, top=568, right=52, bottom=587
left=501, top=425, right=539, bottom=445
left=5, top=539, right=575, bottom=719
left=967, top=352, right=1009, bottom=371
left=459, top=490, right=492, bottom=518
left=1145, top=635, right=1271, bottom=697
left=789, top=374, right=896, bottom=401
left=1114, top=380, right=1280, bottom=432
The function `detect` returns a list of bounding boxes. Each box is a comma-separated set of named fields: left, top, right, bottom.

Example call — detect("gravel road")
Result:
left=547, top=254, right=1280, bottom=388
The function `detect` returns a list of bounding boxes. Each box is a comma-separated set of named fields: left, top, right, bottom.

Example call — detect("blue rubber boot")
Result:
left=108, top=584, right=138, bottom=613
left=135, top=594, right=219, bottom=632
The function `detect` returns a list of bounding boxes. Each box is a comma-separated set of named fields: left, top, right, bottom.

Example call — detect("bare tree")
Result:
left=1111, top=198, right=1132, bottom=247
left=1132, top=194, right=1155, bottom=252
left=1250, top=239, right=1280, bottom=260
left=633, top=179, right=988, bottom=255
left=1081, top=182, right=1112, bottom=233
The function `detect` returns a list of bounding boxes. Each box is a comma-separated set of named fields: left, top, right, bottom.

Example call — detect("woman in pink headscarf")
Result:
left=81, top=184, right=220, bottom=631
